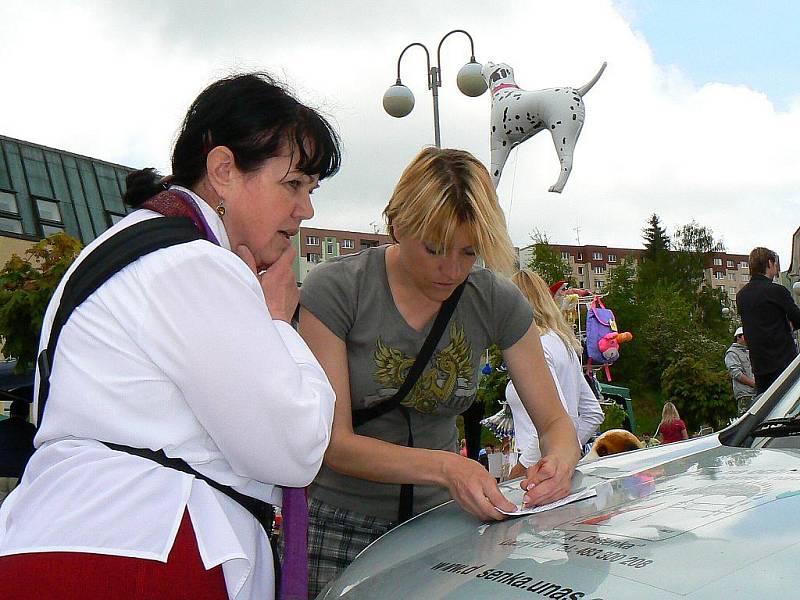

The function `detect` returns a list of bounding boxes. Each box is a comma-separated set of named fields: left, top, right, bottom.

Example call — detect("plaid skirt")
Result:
left=306, top=497, right=394, bottom=598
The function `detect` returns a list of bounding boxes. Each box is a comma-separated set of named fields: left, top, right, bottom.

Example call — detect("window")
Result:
left=578, top=281, right=584, bottom=288
left=576, top=252, right=583, bottom=261
left=739, top=261, right=748, bottom=269
left=713, top=258, right=722, bottom=266
left=608, top=254, right=617, bottom=263
left=36, top=199, right=61, bottom=222
left=342, top=239, right=354, bottom=249
left=726, top=260, right=735, bottom=268
left=741, top=274, right=749, bottom=282
left=360, top=239, right=378, bottom=250
left=577, top=266, right=584, bottom=275
left=728, top=287, right=736, bottom=296
left=715, top=272, right=725, bottom=279
left=0, top=215, right=23, bottom=234
left=307, top=252, right=321, bottom=263
left=36, top=199, right=63, bottom=237
left=41, top=223, right=64, bottom=237
left=306, top=235, right=319, bottom=245
left=595, top=280, right=604, bottom=291
left=592, top=252, right=603, bottom=260
left=0, top=190, right=22, bottom=234
left=561, top=251, right=570, bottom=261
left=727, top=272, right=736, bottom=280
left=593, top=265, right=605, bottom=274
left=0, top=190, right=19, bottom=214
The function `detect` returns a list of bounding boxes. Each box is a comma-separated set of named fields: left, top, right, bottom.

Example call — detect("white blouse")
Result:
left=0, top=188, right=335, bottom=600
left=506, top=330, right=604, bottom=467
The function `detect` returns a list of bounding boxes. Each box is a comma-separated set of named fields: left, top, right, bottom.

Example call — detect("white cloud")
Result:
left=1, top=0, right=797, bottom=262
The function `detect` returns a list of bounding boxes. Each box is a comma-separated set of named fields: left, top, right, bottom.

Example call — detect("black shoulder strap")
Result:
left=33, top=215, right=277, bottom=538
left=36, top=217, right=203, bottom=425
left=352, top=280, right=467, bottom=428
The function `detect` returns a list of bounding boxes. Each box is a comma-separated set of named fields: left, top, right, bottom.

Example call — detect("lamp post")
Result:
left=382, top=29, right=487, bottom=148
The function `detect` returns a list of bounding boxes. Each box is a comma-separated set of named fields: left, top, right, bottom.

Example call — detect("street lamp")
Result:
left=382, top=29, right=487, bottom=148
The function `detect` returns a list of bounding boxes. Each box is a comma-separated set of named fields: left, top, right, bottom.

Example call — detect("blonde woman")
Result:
left=657, top=401, right=688, bottom=443
left=299, top=147, right=580, bottom=595
left=506, top=270, right=604, bottom=476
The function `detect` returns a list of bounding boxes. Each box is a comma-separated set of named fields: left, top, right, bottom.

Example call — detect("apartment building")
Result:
left=518, top=244, right=644, bottom=292
left=294, top=226, right=392, bottom=283
left=519, top=243, right=750, bottom=302
left=704, top=250, right=750, bottom=303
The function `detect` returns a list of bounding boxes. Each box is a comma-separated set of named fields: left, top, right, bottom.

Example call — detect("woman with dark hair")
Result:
left=0, top=72, right=340, bottom=600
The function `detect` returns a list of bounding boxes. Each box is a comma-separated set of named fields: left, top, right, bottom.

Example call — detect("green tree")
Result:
left=0, top=233, right=82, bottom=370
left=661, top=357, right=736, bottom=431
left=642, top=213, right=670, bottom=261
left=526, top=230, right=575, bottom=286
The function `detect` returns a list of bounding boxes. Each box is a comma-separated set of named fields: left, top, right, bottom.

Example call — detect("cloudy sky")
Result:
left=1, top=0, right=798, bottom=263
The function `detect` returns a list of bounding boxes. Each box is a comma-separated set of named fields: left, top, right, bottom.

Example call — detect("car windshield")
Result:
left=759, top=357, right=800, bottom=422
left=741, top=356, right=800, bottom=448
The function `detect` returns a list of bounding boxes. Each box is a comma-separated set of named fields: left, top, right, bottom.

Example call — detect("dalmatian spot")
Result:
left=556, top=121, right=562, bottom=125
left=573, top=114, right=577, bottom=120
left=503, top=107, right=508, bottom=122
left=492, top=126, right=496, bottom=132
left=555, top=88, right=560, bottom=92
left=551, top=125, right=555, bottom=130
left=562, top=137, right=566, bottom=144
left=502, top=141, right=507, bottom=146
left=515, top=115, right=520, bottom=119
left=494, top=170, right=499, bottom=176
left=570, top=106, right=574, bottom=110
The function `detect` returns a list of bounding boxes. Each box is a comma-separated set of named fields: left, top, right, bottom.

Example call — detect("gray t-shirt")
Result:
left=300, top=245, right=533, bottom=521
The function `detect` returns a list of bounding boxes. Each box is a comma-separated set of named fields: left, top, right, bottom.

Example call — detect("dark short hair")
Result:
left=124, top=72, right=341, bottom=206
left=10, top=399, right=29, bottom=418
left=749, top=247, right=778, bottom=277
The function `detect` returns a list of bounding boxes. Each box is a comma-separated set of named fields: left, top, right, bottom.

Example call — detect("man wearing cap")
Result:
left=725, top=327, right=756, bottom=415
left=736, top=247, right=800, bottom=394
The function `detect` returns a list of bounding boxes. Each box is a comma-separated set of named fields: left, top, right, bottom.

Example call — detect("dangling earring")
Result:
left=215, top=198, right=226, bottom=218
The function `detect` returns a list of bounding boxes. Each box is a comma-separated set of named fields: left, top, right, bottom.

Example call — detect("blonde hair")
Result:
left=511, top=269, right=582, bottom=355
left=660, top=401, right=681, bottom=425
left=383, top=147, right=516, bottom=274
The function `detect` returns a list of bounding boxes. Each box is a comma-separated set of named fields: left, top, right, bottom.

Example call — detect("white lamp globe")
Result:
left=722, top=307, right=731, bottom=317
left=793, top=281, right=800, bottom=296
left=383, top=84, right=415, bottom=118
left=456, top=61, right=487, bottom=97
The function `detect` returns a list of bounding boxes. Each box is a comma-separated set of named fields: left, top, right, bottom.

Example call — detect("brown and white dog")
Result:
left=582, top=429, right=643, bottom=463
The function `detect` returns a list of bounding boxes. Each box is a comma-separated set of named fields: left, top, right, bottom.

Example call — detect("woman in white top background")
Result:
left=506, top=270, right=604, bottom=475
left=0, top=72, right=339, bottom=600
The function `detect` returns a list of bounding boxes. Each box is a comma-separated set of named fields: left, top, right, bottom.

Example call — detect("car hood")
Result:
left=321, top=436, right=800, bottom=599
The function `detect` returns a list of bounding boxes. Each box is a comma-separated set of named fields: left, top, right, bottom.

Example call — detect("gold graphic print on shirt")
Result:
left=372, top=322, right=476, bottom=414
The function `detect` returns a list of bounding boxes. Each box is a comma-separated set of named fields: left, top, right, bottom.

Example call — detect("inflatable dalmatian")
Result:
left=483, top=61, right=606, bottom=192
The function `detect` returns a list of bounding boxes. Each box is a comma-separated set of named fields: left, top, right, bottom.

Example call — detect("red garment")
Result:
left=658, top=419, right=687, bottom=444
left=0, top=511, right=227, bottom=600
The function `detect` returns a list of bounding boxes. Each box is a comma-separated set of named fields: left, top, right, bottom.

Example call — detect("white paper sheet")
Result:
left=498, top=486, right=598, bottom=516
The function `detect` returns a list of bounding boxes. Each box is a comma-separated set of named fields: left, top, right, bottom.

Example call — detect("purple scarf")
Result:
left=142, top=188, right=309, bottom=600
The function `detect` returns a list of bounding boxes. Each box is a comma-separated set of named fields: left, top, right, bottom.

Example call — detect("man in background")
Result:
left=736, top=247, right=800, bottom=394
left=725, top=327, right=756, bottom=415
left=0, top=400, right=36, bottom=504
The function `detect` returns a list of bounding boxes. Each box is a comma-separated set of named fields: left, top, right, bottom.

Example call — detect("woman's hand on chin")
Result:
left=236, top=244, right=298, bottom=322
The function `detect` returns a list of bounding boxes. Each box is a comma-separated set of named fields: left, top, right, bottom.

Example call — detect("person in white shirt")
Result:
left=0, top=72, right=339, bottom=600
left=506, top=270, right=604, bottom=476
